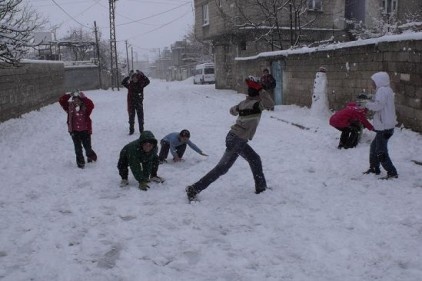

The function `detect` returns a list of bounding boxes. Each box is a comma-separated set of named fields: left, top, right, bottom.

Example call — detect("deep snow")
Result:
left=0, top=78, right=421, bottom=281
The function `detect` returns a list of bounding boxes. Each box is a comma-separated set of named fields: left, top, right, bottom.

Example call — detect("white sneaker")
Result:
left=150, top=176, right=165, bottom=183
left=120, top=179, right=129, bottom=187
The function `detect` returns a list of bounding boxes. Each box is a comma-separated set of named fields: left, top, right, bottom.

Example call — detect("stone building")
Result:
left=194, top=0, right=421, bottom=91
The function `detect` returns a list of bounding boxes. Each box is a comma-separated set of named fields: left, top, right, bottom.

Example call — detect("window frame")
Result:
left=308, top=0, right=322, bottom=11
left=202, top=4, right=209, bottom=26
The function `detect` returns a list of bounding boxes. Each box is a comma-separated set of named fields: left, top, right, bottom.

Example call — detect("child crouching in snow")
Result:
left=329, top=102, right=373, bottom=149
left=117, top=130, right=164, bottom=191
left=59, top=90, right=97, bottom=169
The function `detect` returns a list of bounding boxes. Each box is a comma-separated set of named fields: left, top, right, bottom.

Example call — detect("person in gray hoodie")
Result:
left=186, top=76, right=275, bottom=201
left=363, top=72, right=398, bottom=179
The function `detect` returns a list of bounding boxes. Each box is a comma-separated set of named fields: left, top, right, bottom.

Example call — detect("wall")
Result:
left=64, top=65, right=110, bottom=91
left=233, top=39, right=422, bottom=133
left=0, top=61, right=64, bottom=123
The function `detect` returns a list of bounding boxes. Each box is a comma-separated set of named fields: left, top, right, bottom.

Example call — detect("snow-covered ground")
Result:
left=1, top=78, right=421, bottom=281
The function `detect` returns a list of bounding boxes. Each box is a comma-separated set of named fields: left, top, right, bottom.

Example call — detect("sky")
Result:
left=1, top=76, right=422, bottom=280
left=26, top=0, right=194, bottom=60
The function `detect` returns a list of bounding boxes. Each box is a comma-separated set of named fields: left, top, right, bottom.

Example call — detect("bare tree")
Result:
left=0, top=0, right=46, bottom=65
left=59, top=28, right=96, bottom=61
left=214, top=0, right=321, bottom=50
left=183, top=25, right=213, bottom=63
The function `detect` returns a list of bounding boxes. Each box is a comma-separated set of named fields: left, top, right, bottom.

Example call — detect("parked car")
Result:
left=193, top=63, right=215, bottom=84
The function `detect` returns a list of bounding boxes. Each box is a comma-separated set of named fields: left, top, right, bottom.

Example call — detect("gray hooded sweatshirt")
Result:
left=365, top=72, right=397, bottom=131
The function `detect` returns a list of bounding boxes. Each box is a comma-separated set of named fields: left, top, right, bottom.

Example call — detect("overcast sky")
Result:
left=26, top=0, right=194, bottom=60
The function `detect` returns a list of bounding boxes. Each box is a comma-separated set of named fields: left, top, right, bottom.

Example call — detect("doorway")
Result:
left=271, top=60, right=283, bottom=105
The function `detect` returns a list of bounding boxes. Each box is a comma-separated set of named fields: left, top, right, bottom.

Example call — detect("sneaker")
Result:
left=363, top=168, right=380, bottom=175
left=129, top=128, right=134, bottom=135
left=150, top=176, right=165, bottom=183
left=186, top=185, right=199, bottom=201
left=159, top=159, right=167, bottom=165
left=120, top=179, right=129, bottom=187
left=379, top=174, right=398, bottom=180
left=77, top=162, right=85, bottom=169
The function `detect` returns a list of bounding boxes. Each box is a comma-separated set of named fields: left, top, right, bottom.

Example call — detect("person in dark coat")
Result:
left=329, top=102, right=374, bottom=149
left=185, top=76, right=275, bottom=201
left=260, top=68, right=276, bottom=110
left=59, top=90, right=97, bottom=169
left=117, top=130, right=164, bottom=190
left=121, top=70, right=150, bottom=135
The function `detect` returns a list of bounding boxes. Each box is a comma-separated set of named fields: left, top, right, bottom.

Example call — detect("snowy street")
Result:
left=1, top=78, right=422, bottom=281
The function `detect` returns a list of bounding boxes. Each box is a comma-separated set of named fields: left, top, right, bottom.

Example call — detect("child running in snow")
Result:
left=185, top=76, right=274, bottom=201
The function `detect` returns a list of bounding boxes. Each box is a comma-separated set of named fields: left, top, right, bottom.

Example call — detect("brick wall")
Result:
left=231, top=39, right=422, bottom=133
left=0, top=61, right=64, bottom=122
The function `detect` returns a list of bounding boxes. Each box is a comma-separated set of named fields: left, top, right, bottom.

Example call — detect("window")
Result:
left=308, top=0, right=322, bottom=11
left=202, top=4, right=209, bottom=26
left=382, top=0, right=398, bottom=14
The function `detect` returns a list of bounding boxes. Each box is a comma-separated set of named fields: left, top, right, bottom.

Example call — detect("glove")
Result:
left=245, top=79, right=262, bottom=91
left=138, top=182, right=150, bottom=191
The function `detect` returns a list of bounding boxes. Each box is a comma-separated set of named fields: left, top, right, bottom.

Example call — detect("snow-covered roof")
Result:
left=236, top=32, right=422, bottom=61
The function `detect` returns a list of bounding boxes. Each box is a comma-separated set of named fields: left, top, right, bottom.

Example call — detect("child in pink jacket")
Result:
left=329, top=102, right=373, bottom=149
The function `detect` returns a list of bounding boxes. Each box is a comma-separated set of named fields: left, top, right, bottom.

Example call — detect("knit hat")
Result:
left=180, top=129, right=190, bottom=138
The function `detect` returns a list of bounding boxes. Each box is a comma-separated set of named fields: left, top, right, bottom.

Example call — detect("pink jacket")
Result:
left=59, top=93, right=94, bottom=134
left=329, top=102, right=373, bottom=130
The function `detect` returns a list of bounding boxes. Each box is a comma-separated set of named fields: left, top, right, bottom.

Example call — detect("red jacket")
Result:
left=329, top=102, right=373, bottom=130
left=59, top=93, right=94, bottom=134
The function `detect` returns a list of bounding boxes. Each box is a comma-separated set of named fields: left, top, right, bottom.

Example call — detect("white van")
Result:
left=193, top=63, right=215, bottom=84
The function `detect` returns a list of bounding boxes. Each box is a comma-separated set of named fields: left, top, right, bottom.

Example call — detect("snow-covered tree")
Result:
left=0, top=0, right=46, bottom=65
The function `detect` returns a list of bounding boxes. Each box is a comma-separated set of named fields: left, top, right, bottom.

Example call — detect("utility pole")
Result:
left=94, top=21, right=102, bottom=89
left=109, top=0, right=119, bottom=90
left=125, top=40, right=130, bottom=74
left=131, top=46, right=134, bottom=70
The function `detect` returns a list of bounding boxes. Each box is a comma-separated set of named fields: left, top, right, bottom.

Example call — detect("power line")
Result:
left=124, top=9, right=192, bottom=40
left=50, top=0, right=91, bottom=29
left=116, top=2, right=190, bottom=27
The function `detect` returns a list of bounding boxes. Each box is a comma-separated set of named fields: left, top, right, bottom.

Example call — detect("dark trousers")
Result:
left=369, top=129, right=397, bottom=176
left=128, top=103, right=144, bottom=133
left=192, top=132, right=266, bottom=193
left=337, top=124, right=361, bottom=148
left=71, top=131, right=96, bottom=165
left=158, top=140, right=187, bottom=161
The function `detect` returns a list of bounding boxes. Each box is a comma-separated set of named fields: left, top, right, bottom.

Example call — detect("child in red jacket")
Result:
left=59, top=90, right=97, bottom=168
left=329, top=102, right=373, bottom=149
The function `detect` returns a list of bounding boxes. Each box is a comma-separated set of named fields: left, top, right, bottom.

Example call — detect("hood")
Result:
left=371, top=72, right=390, bottom=89
left=139, top=130, right=157, bottom=146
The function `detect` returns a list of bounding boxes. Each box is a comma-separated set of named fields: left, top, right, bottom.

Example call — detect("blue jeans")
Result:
left=369, top=129, right=397, bottom=176
left=192, top=132, right=267, bottom=193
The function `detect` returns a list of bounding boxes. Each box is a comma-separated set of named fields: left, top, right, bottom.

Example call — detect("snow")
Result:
left=1, top=78, right=422, bottom=281
left=236, top=31, right=422, bottom=60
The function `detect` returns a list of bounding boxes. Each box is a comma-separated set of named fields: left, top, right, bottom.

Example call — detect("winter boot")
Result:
left=186, top=185, right=199, bottom=201
left=87, top=151, right=97, bottom=163
left=379, top=173, right=398, bottom=180
left=120, top=179, right=129, bottom=187
left=255, top=186, right=266, bottom=194
left=150, top=176, right=165, bottom=183
left=363, top=167, right=380, bottom=175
